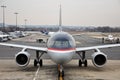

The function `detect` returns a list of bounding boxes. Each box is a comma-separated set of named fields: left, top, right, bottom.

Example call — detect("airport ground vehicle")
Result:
left=0, top=35, right=10, bottom=42
left=102, top=35, right=119, bottom=43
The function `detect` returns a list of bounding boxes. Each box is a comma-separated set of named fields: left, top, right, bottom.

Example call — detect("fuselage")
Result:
left=47, top=31, right=76, bottom=65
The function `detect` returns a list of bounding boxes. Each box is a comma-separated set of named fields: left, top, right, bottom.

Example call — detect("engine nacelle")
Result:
left=92, top=52, right=107, bottom=67
left=15, top=51, right=30, bottom=67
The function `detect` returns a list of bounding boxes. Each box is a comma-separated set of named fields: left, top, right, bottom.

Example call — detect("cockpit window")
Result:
left=47, top=32, right=75, bottom=49
left=52, top=40, right=71, bottom=49
left=48, top=38, right=73, bottom=49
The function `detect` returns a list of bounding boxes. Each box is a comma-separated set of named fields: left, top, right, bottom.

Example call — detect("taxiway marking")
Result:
left=33, top=67, right=40, bottom=80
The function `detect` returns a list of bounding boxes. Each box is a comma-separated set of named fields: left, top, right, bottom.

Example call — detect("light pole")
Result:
left=1, top=5, right=6, bottom=32
left=24, top=19, right=27, bottom=31
left=14, top=12, right=18, bottom=30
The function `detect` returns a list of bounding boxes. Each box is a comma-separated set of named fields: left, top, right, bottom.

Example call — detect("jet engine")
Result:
left=92, top=52, right=107, bottom=67
left=15, top=51, right=30, bottom=67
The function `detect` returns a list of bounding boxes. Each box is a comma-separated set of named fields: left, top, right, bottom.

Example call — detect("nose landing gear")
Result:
left=58, top=64, right=64, bottom=80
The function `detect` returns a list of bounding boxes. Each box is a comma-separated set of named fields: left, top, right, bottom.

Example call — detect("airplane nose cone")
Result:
left=48, top=51, right=75, bottom=64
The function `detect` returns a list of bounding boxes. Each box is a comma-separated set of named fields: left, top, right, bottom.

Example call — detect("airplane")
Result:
left=102, top=34, right=119, bottom=43
left=0, top=5, right=120, bottom=79
left=40, top=30, right=55, bottom=36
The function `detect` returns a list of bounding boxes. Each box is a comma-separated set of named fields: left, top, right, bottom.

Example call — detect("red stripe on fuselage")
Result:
left=48, top=48, right=75, bottom=51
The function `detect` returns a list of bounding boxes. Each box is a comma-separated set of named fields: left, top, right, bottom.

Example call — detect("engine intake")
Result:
left=15, top=51, right=30, bottom=67
left=92, top=52, right=107, bottom=67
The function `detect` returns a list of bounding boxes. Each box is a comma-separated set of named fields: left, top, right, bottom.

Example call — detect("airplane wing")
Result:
left=0, top=43, right=47, bottom=52
left=76, top=44, right=120, bottom=52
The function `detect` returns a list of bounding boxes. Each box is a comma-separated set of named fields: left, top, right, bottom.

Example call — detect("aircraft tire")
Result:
left=58, top=71, right=64, bottom=77
left=34, top=59, right=37, bottom=67
left=102, top=38, right=104, bottom=43
left=62, top=71, right=64, bottom=77
left=116, top=38, right=119, bottom=43
left=39, top=59, right=43, bottom=67
left=79, top=59, right=82, bottom=67
left=84, top=59, right=87, bottom=67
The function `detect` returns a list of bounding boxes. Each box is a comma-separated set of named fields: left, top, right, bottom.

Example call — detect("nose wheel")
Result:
left=58, top=71, right=64, bottom=80
left=58, top=65, right=64, bottom=80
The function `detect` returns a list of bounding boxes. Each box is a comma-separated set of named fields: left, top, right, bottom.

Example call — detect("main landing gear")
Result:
left=78, top=51, right=88, bottom=67
left=58, top=64, right=64, bottom=80
left=34, top=50, right=44, bottom=67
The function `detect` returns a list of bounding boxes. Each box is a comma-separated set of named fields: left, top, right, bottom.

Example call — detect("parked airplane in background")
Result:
left=41, top=30, right=55, bottom=36
left=0, top=5, right=120, bottom=79
left=102, top=34, right=119, bottom=43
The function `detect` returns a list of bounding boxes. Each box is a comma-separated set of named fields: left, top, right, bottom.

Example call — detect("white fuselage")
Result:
left=47, top=31, right=76, bottom=65
left=48, top=48, right=75, bottom=64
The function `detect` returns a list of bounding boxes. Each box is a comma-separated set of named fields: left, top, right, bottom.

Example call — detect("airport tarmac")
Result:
left=0, top=59, right=120, bottom=80
left=0, top=32, right=120, bottom=80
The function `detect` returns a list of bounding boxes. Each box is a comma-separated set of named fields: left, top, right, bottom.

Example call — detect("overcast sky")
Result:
left=0, top=0, right=120, bottom=26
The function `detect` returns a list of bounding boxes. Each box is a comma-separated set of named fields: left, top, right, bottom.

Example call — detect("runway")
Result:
left=0, top=32, right=120, bottom=80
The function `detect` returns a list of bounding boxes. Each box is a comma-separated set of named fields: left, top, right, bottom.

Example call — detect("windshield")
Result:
left=52, top=39, right=71, bottom=49
left=47, top=32, right=75, bottom=49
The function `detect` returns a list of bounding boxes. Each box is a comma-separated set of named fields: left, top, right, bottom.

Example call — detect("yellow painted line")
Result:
left=59, top=76, right=63, bottom=80
left=58, top=64, right=60, bottom=71
left=58, top=64, right=63, bottom=80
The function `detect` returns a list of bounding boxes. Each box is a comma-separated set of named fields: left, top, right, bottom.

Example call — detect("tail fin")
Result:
left=59, top=5, right=62, bottom=31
